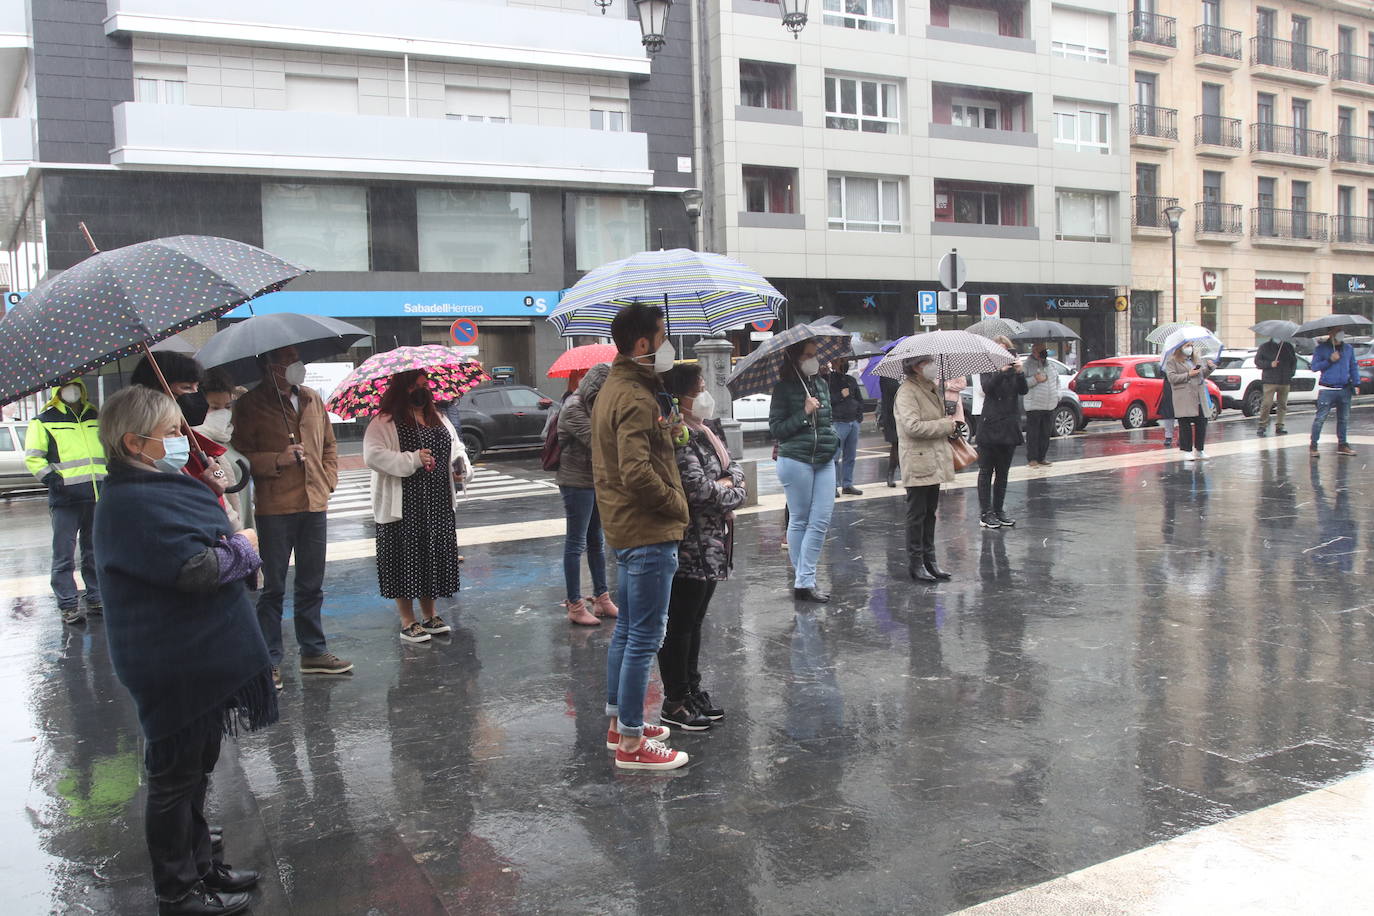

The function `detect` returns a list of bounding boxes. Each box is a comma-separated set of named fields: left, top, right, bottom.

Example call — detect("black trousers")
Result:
left=1024, top=410, right=1053, bottom=463
left=904, top=485, right=941, bottom=564
left=976, top=444, right=1016, bottom=513
left=145, top=726, right=223, bottom=901
left=658, top=576, right=717, bottom=703
left=888, top=441, right=899, bottom=472
left=1178, top=416, right=1208, bottom=452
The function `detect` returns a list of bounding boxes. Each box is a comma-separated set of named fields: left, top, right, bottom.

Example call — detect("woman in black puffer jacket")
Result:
left=976, top=336, right=1027, bottom=530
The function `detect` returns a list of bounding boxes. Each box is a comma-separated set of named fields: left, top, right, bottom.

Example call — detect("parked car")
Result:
left=960, top=356, right=1085, bottom=439
left=1346, top=337, right=1374, bottom=394
left=0, top=420, right=35, bottom=494
left=444, top=384, right=554, bottom=462
left=1069, top=355, right=1223, bottom=428
left=1209, top=348, right=1319, bottom=416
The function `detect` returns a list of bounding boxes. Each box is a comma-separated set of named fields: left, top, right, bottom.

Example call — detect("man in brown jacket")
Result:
left=593, top=303, right=691, bottom=771
left=232, top=345, right=350, bottom=687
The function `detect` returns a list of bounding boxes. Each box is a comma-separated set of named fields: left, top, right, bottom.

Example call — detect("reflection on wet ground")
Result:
left=3, top=414, right=1374, bottom=914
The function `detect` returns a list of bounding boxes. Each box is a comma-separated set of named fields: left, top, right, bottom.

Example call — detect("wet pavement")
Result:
left=3, top=408, right=1374, bottom=914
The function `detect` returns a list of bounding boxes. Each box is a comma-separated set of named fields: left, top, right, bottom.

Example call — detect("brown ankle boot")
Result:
left=565, top=598, right=600, bottom=626
left=591, top=592, right=619, bottom=618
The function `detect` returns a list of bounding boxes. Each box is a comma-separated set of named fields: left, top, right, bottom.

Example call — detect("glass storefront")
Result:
left=1333, top=274, right=1374, bottom=321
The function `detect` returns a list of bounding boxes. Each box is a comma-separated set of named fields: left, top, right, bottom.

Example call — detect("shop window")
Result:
left=827, top=174, right=903, bottom=232
left=261, top=183, right=370, bottom=271
left=823, top=0, right=897, bottom=34
left=1130, top=290, right=1158, bottom=353
left=743, top=166, right=798, bottom=214
left=1201, top=297, right=1219, bottom=332
left=574, top=195, right=647, bottom=271
left=825, top=75, right=900, bottom=133
left=1051, top=6, right=1111, bottom=63
left=740, top=61, right=796, bottom=111
left=1055, top=189, right=1114, bottom=242
left=417, top=189, right=531, bottom=273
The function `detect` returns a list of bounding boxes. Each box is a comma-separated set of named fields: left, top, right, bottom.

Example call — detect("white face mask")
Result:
left=690, top=389, right=716, bottom=421
left=1334, top=332, right=1346, bottom=345
left=59, top=384, right=82, bottom=405
left=282, top=361, right=306, bottom=386
left=1181, top=346, right=1194, bottom=358
left=799, top=357, right=820, bottom=377
left=922, top=363, right=941, bottom=382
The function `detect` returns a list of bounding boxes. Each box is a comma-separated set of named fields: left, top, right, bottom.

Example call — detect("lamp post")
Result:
left=680, top=187, right=703, bottom=250
left=778, top=0, right=809, bottom=36
left=633, top=0, right=673, bottom=53
left=1164, top=204, right=1185, bottom=323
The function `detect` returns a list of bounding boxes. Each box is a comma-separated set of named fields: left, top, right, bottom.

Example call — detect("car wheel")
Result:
left=1242, top=386, right=1263, bottom=417
left=1210, top=400, right=1222, bottom=421
left=1122, top=401, right=1148, bottom=430
left=1052, top=405, right=1077, bottom=438
left=461, top=431, right=483, bottom=463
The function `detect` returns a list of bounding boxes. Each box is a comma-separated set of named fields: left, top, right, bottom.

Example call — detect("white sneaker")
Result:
left=1196, top=451, right=1210, bottom=461
left=1180, top=452, right=1195, bottom=463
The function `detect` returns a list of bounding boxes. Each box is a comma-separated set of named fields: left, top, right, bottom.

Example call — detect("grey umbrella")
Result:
left=1249, top=319, right=1300, bottom=340
left=197, top=312, right=370, bottom=384
left=1293, top=314, right=1373, bottom=338
left=874, top=330, right=1015, bottom=380
left=1145, top=321, right=1202, bottom=345
left=965, top=317, right=1027, bottom=340
left=1012, top=319, right=1080, bottom=341
left=726, top=323, right=852, bottom=399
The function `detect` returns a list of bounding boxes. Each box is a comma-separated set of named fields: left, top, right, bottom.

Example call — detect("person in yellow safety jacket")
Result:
left=24, top=379, right=107, bottom=625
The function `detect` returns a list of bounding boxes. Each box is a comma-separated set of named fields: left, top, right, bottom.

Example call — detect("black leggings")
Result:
left=658, top=577, right=717, bottom=703
left=1178, top=416, right=1207, bottom=452
left=976, top=444, right=1016, bottom=513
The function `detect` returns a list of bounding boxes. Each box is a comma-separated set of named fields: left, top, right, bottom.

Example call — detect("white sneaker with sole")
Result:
left=1196, top=450, right=1209, bottom=461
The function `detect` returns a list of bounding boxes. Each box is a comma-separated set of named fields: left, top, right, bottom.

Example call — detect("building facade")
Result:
left=1130, top=0, right=1374, bottom=354
left=700, top=0, right=1132, bottom=363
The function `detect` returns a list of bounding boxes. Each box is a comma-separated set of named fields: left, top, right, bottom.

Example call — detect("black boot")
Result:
left=793, top=586, right=831, bottom=602
left=924, top=556, right=952, bottom=580
left=909, top=553, right=937, bottom=582
left=887, top=465, right=899, bottom=488
left=159, top=883, right=251, bottom=916
left=203, top=863, right=260, bottom=894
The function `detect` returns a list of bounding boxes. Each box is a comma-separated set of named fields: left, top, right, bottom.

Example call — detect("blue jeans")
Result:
left=50, top=501, right=99, bottom=609
left=605, top=542, right=678, bottom=736
left=832, top=420, right=860, bottom=487
left=255, top=511, right=329, bottom=664
left=1311, top=387, right=1352, bottom=447
left=560, top=486, right=608, bottom=603
left=777, top=456, right=836, bottom=589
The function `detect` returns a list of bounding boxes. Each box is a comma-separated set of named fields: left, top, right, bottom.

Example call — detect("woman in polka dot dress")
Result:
left=363, top=370, right=468, bottom=643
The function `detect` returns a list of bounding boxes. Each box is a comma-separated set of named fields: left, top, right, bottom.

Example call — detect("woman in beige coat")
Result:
left=895, top=356, right=957, bottom=582
left=1164, top=345, right=1215, bottom=463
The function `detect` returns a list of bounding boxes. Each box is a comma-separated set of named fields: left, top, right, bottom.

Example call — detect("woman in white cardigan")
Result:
left=363, top=370, right=469, bottom=644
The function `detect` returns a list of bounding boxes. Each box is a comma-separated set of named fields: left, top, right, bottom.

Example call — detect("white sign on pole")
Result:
left=453, top=345, right=480, bottom=357
left=938, top=250, right=968, bottom=291
left=749, top=331, right=775, bottom=341
left=304, top=362, right=355, bottom=423
left=919, top=313, right=939, bottom=326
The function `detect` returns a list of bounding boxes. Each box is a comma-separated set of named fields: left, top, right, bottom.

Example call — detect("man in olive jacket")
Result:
left=592, top=303, right=691, bottom=772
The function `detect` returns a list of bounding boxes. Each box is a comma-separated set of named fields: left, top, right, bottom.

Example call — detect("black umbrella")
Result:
left=196, top=312, right=369, bottom=384
left=0, top=234, right=307, bottom=406
left=1012, top=319, right=1080, bottom=341
left=1293, top=314, right=1373, bottom=338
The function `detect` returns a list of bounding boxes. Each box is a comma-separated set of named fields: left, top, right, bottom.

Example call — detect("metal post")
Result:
left=1170, top=228, right=1178, bottom=323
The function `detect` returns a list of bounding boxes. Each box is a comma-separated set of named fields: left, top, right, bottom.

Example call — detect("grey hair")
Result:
left=99, top=385, right=182, bottom=465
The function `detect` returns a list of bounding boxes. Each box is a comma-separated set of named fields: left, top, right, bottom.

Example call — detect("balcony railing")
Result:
left=1132, top=195, right=1179, bottom=229
left=1333, top=214, right=1374, bottom=244
left=1250, top=123, right=1329, bottom=158
left=1250, top=36, right=1329, bottom=76
left=1131, top=11, right=1177, bottom=48
left=1131, top=104, right=1179, bottom=141
left=1195, top=24, right=1242, bottom=59
left=1195, top=114, right=1243, bottom=148
left=1251, top=207, right=1328, bottom=242
left=1334, top=53, right=1374, bottom=85
left=1333, top=134, right=1374, bottom=166
left=1195, top=201, right=1243, bottom=234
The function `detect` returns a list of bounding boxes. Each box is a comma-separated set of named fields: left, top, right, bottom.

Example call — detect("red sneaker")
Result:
left=606, top=722, right=671, bottom=750
left=615, top=738, right=688, bottom=771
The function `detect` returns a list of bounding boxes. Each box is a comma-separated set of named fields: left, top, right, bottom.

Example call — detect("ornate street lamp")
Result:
left=593, top=0, right=612, bottom=13
left=778, top=0, right=809, bottom=37
left=1163, top=204, right=1185, bottom=323
left=633, top=0, right=673, bottom=53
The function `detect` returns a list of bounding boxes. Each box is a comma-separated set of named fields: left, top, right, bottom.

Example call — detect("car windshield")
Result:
left=1077, top=366, right=1122, bottom=383
left=1214, top=356, right=1248, bottom=368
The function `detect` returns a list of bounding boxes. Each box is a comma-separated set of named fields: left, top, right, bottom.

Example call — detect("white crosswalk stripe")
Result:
left=327, top=466, right=556, bottom=518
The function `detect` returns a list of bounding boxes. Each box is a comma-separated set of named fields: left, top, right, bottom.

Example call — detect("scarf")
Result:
left=684, top=410, right=732, bottom=469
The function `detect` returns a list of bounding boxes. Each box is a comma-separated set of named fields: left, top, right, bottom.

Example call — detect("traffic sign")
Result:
left=919, top=313, right=939, bottom=327
left=980, top=294, right=1000, bottom=318
left=918, top=290, right=938, bottom=315
left=751, top=318, right=775, bottom=332
left=938, top=250, right=967, bottom=291
left=749, top=330, right=775, bottom=341
left=450, top=318, right=479, bottom=346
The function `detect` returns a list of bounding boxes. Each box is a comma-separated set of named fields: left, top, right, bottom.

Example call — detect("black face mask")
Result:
left=177, top=391, right=209, bottom=426
left=409, top=388, right=433, bottom=408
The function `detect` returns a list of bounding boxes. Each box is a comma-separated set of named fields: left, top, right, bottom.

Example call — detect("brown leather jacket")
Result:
left=591, top=355, right=688, bottom=550
left=230, top=382, right=338, bottom=515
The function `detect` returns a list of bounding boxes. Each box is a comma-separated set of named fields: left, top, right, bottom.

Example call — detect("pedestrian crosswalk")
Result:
left=327, top=466, right=557, bottom=519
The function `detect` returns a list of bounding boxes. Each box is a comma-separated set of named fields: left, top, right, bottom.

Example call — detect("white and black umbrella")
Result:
left=1293, top=314, right=1373, bottom=338
left=874, top=330, right=1015, bottom=381
left=965, top=317, right=1027, bottom=340
left=726, top=322, right=851, bottom=398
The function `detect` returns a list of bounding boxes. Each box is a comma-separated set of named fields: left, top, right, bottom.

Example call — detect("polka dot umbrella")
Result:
left=326, top=345, right=490, bottom=420
left=0, top=234, right=307, bottom=407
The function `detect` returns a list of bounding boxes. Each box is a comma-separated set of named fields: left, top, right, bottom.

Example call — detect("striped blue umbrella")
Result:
left=548, top=248, right=785, bottom=337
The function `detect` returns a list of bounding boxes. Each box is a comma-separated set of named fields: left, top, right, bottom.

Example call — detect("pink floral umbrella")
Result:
left=326, top=345, right=489, bottom=419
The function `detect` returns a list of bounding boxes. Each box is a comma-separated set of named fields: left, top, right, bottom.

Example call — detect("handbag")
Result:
left=539, top=414, right=562, bottom=471
left=949, top=435, right=978, bottom=471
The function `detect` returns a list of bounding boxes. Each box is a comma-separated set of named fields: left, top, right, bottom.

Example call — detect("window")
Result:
left=948, top=3, right=999, bottom=33
left=822, top=0, right=897, bottom=34
left=284, top=75, right=358, bottom=114
left=261, top=184, right=369, bottom=271
left=1051, top=6, right=1111, bottom=63
left=445, top=87, right=510, bottom=123
left=828, top=175, right=902, bottom=232
left=416, top=189, right=531, bottom=273
left=0, top=428, right=11, bottom=451
left=951, top=99, right=998, bottom=129
left=953, top=189, right=1001, bottom=224
left=574, top=195, right=647, bottom=271
left=1054, top=101, right=1111, bottom=153
left=1055, top=190, right=1113, bottom=242
left=506, top=388, right=546, bottom=409
left=589, top=99, right=628, bottom=131
left=742, top=166, right=798, bottom=214
left=824, top=75, right=900, bottom=133
left=740, top=61, right=795, bottom=110
left=134, top=66, right=186, bottom=105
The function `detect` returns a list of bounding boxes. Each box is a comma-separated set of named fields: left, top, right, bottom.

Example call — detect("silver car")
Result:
left=961, top=357, right=1084, bottom=439
left=0, top=421, right=37, bottom=494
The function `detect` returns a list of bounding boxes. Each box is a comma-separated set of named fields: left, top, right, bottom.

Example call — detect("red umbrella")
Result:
left=546, top=343, right=618, bottom=378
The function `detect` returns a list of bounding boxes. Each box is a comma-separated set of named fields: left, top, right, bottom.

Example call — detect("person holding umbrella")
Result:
left=1253, top=326, right=1297, bottom=437
left=232, top=346, right=350, bottom=687
left=1163, top=336, right=1217, bottom=462
left=976, top=336, right=1028, bottom=528
left=1309, top=326, right=1360, bottom=457
left=893, top=356, right=957, bottom=582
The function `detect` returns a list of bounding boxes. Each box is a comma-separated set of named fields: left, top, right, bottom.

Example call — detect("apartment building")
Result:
left=1129, top=0, right=1374, bottom=353
left=0, top=0, right=696, bottom=387
left=701, top=0, right=1131, bottom=361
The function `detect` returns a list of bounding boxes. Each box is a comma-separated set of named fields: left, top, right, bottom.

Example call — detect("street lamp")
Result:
left=633, top=0, right=673, bottom=53
left=778, top=0, right=809, bottom=37
left=1163, top=204, right=1185, bottom=323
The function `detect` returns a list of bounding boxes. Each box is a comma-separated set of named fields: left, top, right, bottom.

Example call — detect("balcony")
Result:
left=1249, top=123, right=1328, bottom=168
left=1130, top=104, right=1178, bottom=150
left=109, top=102, right=653, bottom=187
left=1130, top=11, right=1177, bottom=60
left=1250, top=36, right=1329, bottom=86
left=1194, top=114, right=1244, bottom=158
left=1331, top=214, right=1374, bottom=251
left=1194, top=24, right=1243, bottom=71
left=1194, top=202, right=1243, bottom=242
left=1332, top=135, right=1374, bottom=176
left=1332, top=54, right=1374, bottom=98
left=1251, top=208, right=1328, bottom=248
left=1131, top=195, right=1178, bottom=238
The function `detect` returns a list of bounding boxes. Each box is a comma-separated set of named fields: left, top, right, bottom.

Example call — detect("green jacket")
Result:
left=769, top=374, right=839, bottom=466
left=25, top=380, right=106, bottom=506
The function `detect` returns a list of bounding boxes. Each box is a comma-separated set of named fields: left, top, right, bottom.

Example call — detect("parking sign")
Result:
left=980, top=294, right=1000, bottom=318
left=918, top=290, right=937, bottom=315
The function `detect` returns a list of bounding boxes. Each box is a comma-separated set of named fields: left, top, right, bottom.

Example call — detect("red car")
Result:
left=1069, top=356, right=1223, bottom=429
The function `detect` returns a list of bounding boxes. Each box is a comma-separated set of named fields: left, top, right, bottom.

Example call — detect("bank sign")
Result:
left=226, top=290, right=559, bottom=319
